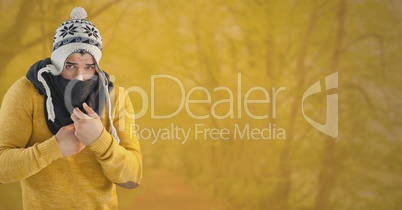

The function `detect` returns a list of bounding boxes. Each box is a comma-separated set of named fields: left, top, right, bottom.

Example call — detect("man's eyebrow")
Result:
left=65, top=62, right=77, bottom=65
left=65, top=62, right=95, bottom=66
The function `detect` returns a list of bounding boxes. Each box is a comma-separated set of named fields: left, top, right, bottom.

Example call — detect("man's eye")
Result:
left=86, top=66, right=94, bottom=70
left=65, top=65, right=75, bottom=69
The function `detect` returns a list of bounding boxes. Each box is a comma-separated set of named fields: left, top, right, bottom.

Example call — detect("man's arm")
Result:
left=0, top=78, right=63, bottom=184
left=72, top=88, right=142, bottom=188
left=87, top=128, right=142, bottom=188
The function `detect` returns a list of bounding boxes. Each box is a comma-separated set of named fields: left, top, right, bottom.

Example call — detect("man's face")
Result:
left=61, top=53, right=96, bottom=81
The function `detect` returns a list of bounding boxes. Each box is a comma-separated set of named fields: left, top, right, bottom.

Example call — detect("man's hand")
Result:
left=55, top=124, right=86, bottom=157
left=71, top=103, right=104, bottom=145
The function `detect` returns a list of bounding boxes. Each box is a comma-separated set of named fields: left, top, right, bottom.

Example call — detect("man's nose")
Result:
left=75, top=68, right=85, bottom=81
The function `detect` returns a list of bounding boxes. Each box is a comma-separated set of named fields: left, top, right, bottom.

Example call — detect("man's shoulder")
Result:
left=1, top=77, right=37, bottom=110
left=108, top=84, right=134, bottom=107
left=9, top=77, right=36, bottom=94
left=109, top=84, right=124, bottom=99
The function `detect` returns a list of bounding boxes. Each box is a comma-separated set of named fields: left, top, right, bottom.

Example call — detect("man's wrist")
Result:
left=38, top=136, right=64, bottom=161
left=88, top=128, right=113, bottom=155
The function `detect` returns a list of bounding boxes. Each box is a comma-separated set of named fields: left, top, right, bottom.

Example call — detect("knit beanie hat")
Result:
left=51, top=7, right=102, bottom=74
left=36, top=7, right=120, bottom=142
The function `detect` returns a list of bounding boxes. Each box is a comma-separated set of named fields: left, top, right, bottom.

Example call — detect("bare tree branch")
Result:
left=342, top=33, right=386, bottom=80
left=89, top=0, right=124, bottom=18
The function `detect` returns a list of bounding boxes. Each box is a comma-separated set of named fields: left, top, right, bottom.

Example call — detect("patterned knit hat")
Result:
left=51, top=7, right=102, bottom=74
left=36, top=7, right=120, bottom=142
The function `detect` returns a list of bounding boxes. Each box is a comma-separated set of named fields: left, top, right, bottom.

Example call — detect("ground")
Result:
left=118, top=169, right=231, bottom=210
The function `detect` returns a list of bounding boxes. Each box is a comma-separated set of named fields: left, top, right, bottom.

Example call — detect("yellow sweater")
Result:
left=0, top=77, right=142, bottom=209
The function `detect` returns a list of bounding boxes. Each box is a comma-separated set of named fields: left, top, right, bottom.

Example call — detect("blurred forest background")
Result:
left=0, top=0, right=401, bottom=210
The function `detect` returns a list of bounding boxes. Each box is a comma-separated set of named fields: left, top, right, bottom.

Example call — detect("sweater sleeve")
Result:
left=0, top=78, right=63, bottom=184
left=88, top=87, right=142, bottom=187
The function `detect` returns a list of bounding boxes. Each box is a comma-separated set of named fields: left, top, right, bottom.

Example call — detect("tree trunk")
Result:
left=269, top=5, right=319, bottom=210
left=314, top=0, right=346, bottom=209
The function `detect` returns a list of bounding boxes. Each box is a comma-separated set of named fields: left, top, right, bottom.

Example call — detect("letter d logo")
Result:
left=302, top=72, right=338, bottom=138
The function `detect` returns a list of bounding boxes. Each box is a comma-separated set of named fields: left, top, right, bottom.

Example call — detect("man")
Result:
left=0, top=7, right=142, bottom=209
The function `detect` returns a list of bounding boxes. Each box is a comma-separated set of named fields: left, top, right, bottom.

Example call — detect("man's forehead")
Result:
left=66, top=53, right=95, bottom=64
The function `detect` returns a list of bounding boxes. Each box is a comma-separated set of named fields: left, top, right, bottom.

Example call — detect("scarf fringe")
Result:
left=38, top=66, right=56, bottom=122
left=99, top=70, right=120, bottom=143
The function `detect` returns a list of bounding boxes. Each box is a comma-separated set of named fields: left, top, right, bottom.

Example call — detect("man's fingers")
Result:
left=71, top=113, right=79, bottom=122
left=73, top=107, right=91, bottom=120
left=72, top=103, right=99, bottom=120
left=83, top=103, right=99, bottom=118
left=64, top=124, right=75, bottom=129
